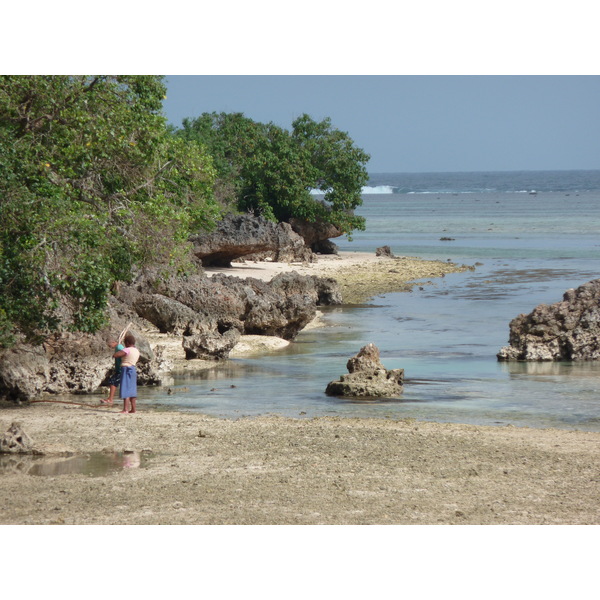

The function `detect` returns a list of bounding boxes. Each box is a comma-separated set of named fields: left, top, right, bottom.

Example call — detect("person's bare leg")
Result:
left=121, top=398, right=130, bottom=414
left=129, top=397, right=137, bottom=413
left=101, top=385, right=116, bottom=405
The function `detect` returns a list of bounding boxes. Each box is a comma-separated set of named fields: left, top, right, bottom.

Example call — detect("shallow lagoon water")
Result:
left=0, top=451, right=149, bottom=477
left=142, top=184, right=600, bottom=432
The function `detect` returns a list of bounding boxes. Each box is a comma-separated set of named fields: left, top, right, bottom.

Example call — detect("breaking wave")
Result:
left=310, top=170, right=600, bottom=196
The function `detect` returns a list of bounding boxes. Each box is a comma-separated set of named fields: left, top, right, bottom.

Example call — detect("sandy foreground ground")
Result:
left=1, top=251, right=599, bottom=525
left=1, top=404, right=599, bottom=525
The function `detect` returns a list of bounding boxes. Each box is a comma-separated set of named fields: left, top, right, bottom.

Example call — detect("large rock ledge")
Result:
left=0, top=269, right=341, bottom=402
left=190, top=213, right=314, bottom=266
left=498, top=278, right=600, bottom=361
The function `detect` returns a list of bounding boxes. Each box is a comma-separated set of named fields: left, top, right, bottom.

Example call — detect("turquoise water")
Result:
left=142, top=173, right=600, bottom=431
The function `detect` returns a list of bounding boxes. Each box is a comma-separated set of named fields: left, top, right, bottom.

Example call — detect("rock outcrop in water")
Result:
left=497, top=279, right=600, bottom=361
left=375, top=245, right=395, bottom=258
left=114, top=268, right=340, bottom=342
left=325, top=343, right=404, bottom=398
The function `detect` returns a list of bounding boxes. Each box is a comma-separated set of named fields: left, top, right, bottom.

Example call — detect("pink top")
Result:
left=121, top=347, right=140, bottom=367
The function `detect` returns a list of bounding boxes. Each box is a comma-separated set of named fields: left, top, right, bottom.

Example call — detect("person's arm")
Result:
left=114, top=348, right=128, bottom=358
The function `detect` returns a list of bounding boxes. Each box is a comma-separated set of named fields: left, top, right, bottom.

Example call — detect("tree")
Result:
left=178, top=112, right=263, bottom=209
left=291, top=114, right=370, bottom=233
left=176, top=111, right=370, bottom=234
left=0, top=75, right=220, bottom=345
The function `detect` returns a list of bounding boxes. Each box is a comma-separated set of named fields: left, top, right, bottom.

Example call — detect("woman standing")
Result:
left=113, top=334, right=140, bottom=414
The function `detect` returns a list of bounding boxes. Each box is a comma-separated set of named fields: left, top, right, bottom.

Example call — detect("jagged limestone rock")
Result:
left=326, top=343, right=404, bottom=398
left=289, top=217, right=343, bottom=255
left=190, top=213, right=313, bottom=266
left=0, top=422, right=34, bottom=454
left=498, top=279, right=600, bottom=361
left=0, top=323, right=158, bottom=402
left=183, top=329, right=241, bottom=360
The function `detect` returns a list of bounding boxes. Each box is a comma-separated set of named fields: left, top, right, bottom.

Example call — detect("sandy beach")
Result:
left=205, top=250, right=473, bottom=304
left=1, top=251, right=599, bottom=525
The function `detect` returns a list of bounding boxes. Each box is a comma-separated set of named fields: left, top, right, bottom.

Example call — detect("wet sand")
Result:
left=1, top=252, right=599, bottom=525
left=1, top=403, right=598, bottom=524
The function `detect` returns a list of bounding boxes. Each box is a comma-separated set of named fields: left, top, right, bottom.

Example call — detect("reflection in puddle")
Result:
left=501, top=361, right=600, bottom=378
left=0, top=451, right=150, bottom=477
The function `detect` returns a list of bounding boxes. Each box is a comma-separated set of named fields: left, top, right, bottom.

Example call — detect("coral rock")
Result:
left=326, top=343, right=404, bottom=398
left=0, top=422, right=34, bottom=454
left=498, top=279, right=600, bottom=361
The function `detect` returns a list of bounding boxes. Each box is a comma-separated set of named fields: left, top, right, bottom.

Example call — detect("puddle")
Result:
left=0, top=451, right=151, bottom=477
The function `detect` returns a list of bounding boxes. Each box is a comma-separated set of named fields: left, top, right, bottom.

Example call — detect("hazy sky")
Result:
left=163, top=76, right=600, bottom=174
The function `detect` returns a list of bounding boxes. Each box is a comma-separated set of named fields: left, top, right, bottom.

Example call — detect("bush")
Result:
left=0, top=75, right=220, bottom=345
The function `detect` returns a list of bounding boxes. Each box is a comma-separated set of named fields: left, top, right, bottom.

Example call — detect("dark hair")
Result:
left=123, top=334, right=136, bottom=347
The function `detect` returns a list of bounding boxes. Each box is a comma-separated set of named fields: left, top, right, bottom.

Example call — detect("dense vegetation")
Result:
left=176, top=112, right=370, bottom=233
left=0, top=76, right=369, bottom=346
left=0, top=75, right=220, bottom=345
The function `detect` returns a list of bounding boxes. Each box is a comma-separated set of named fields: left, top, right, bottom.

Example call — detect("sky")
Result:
left=163, top=75, right=600, bottom=174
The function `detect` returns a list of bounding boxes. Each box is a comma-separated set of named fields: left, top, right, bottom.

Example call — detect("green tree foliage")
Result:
left=0, top=75, right=220, bottom=345
left=291, top=114, right=371, bottom=233
left=176, top=112, right=370, bottom=233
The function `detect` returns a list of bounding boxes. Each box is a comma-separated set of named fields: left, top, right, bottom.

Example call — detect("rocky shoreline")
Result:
left=0, top=249, right=471, bottom=401
left=0, top=206, right=476, bottom=403
left=150, top=251, right=472, bottom=370
left=2, top=248, right=599, bottom=525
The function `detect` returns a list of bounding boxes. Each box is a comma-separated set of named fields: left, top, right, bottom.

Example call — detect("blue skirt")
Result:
left=120, top=366, right=137, bottom=399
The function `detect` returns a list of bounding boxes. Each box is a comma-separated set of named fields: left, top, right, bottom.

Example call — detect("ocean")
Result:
left=144, top=170, right=600, bottom=431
